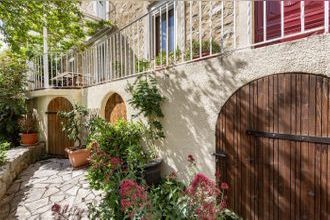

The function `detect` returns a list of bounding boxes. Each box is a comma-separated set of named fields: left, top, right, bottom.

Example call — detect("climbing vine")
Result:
left=127, top=75, right=166, bottom=143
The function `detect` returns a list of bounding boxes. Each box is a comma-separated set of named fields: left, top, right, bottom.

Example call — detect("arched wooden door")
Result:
left=47, top=97, right=73, bottom=157
left=105, top=93, right=127, bottom=123
left=216, top=73, right=330, bottom=219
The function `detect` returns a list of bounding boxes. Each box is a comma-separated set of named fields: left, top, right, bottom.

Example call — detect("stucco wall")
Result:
left=28, top=89, right=83, bottom=152
left=28, top=33, right=330, bottom=182
left=80, top=34, right=330, bottom=182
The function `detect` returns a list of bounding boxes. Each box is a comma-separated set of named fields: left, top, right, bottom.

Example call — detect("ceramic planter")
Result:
left=65, top=148, right=90, bottom=168
left=143, top=158, right=162, bottom=186
left=20, top=133, right=38, bottom=145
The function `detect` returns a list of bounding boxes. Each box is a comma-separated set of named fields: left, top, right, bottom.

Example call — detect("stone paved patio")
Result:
left=0, top=158, right=102, bottom=219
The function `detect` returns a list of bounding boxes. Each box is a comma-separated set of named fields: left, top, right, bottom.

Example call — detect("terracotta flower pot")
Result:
left=20, top=133, right=38, bottom=145
left=65, top=148, right=91, bottom=168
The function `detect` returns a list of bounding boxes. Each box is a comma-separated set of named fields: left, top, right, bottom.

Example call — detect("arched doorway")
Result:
left=104, top=93, right=127, bottom=123
left=216, top=73, right=330, bottom=219
left=47, top=97, right=73, bottom=157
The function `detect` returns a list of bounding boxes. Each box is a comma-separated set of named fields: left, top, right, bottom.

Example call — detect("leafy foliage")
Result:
left=85, top=20, right=112, bottom=37
left=0, top=141, right=10, bottom=165
left=0, top=51, right=27, bottom=144
left=185, top=39, right=221, bottom=59
left=18, top=112, right=38, bottom=133
left=149, top=177, right=188, bottom=219
left=88, top=154, right=241, bottom=219
left=127, top=76, right=166, bottom=144
left=87, top=119, right=149, bottom=190
left=155, top=49, right=181, bottom=66
left=87, top=118, right=154, bottom=219
left=128, top=76, right=165, bottom=118
left=135, top=59, right=150, bottom=73
left=0, top=0, right=112, bottom=55
left=58, top=104, right=89, bottom=149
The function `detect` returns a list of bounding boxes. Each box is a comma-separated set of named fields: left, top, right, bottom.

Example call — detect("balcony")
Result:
left=27, top=0, right=330, bottom=91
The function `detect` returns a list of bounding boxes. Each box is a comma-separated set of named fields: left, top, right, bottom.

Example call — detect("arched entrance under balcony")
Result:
left=47, top=97, right=73, bottom=157
left=104, top=93, right=127, bottom=123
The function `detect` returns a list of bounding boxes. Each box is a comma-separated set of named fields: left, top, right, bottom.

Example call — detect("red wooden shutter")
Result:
left=254, top=1, right=326, bottom=44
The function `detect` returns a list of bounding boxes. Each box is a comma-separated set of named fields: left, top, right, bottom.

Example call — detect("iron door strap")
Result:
left=247, top=129, right=330, bottom=145
left=45, top=111, right=58, bottom=114
left=212, top=152, right=227, bottom=158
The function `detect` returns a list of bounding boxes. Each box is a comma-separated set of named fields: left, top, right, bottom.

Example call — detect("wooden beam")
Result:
left=247, top=129, right=330, bottom=145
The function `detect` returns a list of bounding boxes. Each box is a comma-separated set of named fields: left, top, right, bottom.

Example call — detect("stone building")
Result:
left=27, top=1, right=330, bottom=219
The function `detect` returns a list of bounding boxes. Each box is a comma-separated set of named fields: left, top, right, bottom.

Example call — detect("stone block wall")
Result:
left=108, top=1, right=150, bottom=30
left=105, top=1, right=234, bottom=59
left=0, top=143, right=46, bottom=199
left=184, top=1, right=234, bottom=49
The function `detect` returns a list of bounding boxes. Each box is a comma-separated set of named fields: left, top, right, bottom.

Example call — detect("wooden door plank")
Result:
left=216, top=73, right=330, bottom=219
left=315, top=76, right=323, bottom=220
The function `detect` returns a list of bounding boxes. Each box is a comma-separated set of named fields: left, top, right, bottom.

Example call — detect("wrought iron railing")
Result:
left=28, top=0, right=330, bottom=91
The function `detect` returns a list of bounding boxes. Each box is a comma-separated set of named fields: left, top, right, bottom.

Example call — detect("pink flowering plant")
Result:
left=182, top=155, right=237, bottom=219
left=119, top=179, right=149, bottom=218
left=86, top=117, right=239, bottom=219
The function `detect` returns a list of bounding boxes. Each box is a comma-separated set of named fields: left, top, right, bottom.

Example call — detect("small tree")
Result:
left=0, top=51, right=27, bottom=145
left=58, top=104, right=89, bottom=149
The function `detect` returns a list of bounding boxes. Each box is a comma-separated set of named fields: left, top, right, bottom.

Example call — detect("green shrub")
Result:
left=0, top=51, right=27, bottom=145
left=149, top=177, right=188, bottom=219
left=135, top=59, right=150, bottom=73
left=18, top=112, right=38, bottom=133
left=87, top=119, right=149, bottom=190
left=58, top=104, right=89, bottom=149
left=127, top=76, right=166, bottom=144
left=0, top=142, right=10, bottom=165
left=155, top=49, right=181, bottom=66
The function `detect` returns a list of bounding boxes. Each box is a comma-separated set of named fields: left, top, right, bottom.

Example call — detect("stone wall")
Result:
left=108, top=1, right=150, bottom=30
left=105, top=0, right=235, bottom=60
left=184, top=1, right=234, bottom=49
left=0, top=143, right=46, bottom=199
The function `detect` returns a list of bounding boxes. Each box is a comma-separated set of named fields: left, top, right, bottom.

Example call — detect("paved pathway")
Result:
left=0, top=158, right=102, bottom=219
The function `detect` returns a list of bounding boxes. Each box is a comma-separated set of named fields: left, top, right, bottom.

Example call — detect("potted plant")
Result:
left=18, top=112, right=39, bottom=145
left=155, top=49, right=181, bottom=68
left=58, top=104, right=91, bottom=168
left=127, top=76, right=166, bottom=185
left=185, top=39, right=221, bottom=60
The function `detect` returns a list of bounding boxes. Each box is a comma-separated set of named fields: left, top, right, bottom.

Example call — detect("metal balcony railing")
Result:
left=28, top=0, right=330, bottom=91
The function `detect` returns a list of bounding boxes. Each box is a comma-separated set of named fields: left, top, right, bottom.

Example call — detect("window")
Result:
left=151, top=6, right=175, bottom=57
left=96, top=1, right=106, bottom=19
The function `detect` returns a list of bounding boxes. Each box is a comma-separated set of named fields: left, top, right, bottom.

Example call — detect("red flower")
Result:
left=168, top=171, right=177, bottom=179
left=109, top=157, right=122, bottom=169
left=220, top=201, right=227, bottom=209
left=119, top=179, right=148, bottom=216
left=51, top=203, right=61, bottom=213
left=215, top=170, right=221, bottom=179
left=187, top=154, right=195, bottom=163
left=186, top=173, right=224, bottom=219
left=220, top=182, right=229, bottom=190
left=187, top=173, right=218, bottom=195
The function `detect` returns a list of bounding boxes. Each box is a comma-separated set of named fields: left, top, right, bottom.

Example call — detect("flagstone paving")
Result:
left=0, top=158, right=103, bottom=219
